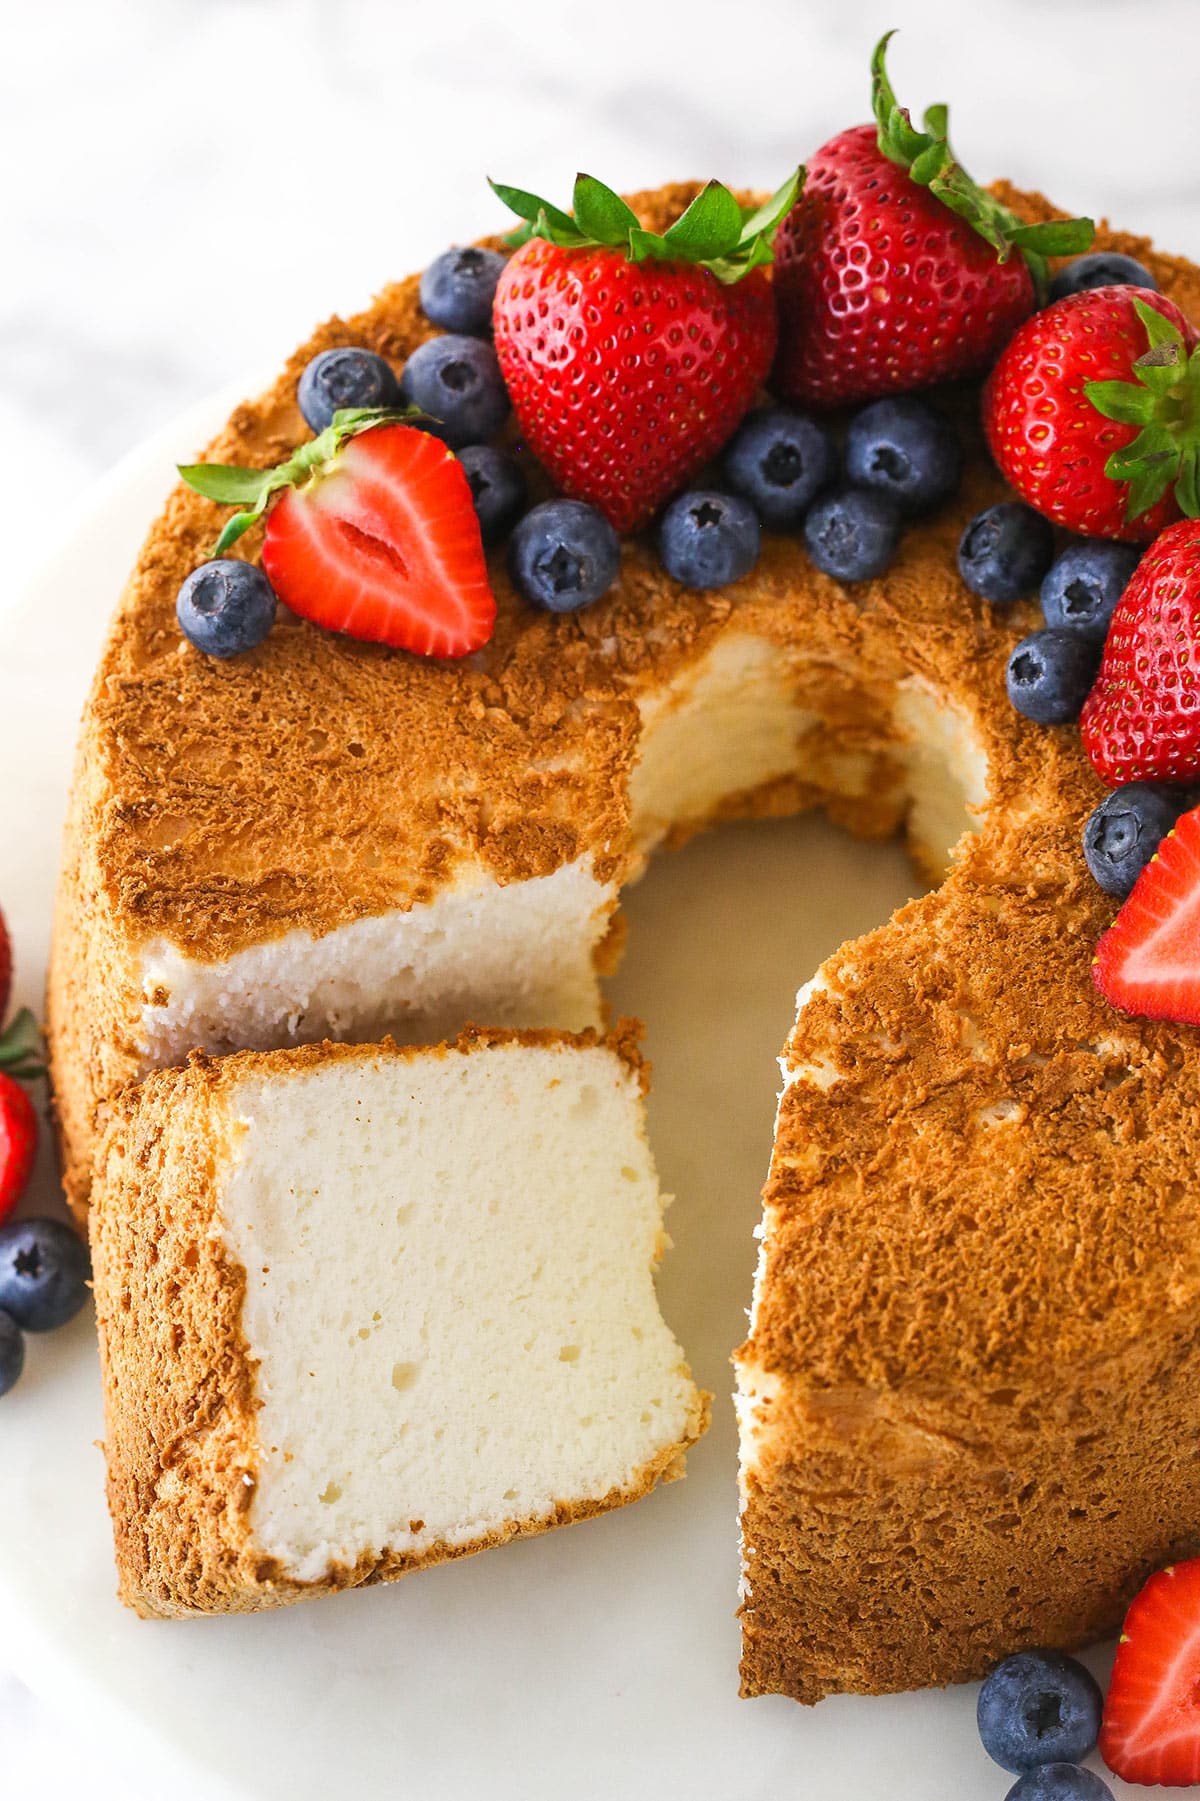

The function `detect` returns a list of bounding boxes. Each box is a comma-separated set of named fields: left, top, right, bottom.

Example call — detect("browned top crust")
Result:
left=67, top=182, right=1200, bottom=963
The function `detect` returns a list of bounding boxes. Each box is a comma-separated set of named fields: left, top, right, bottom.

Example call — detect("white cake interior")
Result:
left=217, top=1040, right=699, bottom=1582
left=137, top=633, right=991, bottom=1077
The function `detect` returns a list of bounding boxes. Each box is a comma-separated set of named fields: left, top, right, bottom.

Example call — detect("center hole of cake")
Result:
left=334, top=518, right=409, bottom=579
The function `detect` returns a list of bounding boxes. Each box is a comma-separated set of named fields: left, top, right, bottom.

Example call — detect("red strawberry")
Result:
left=490, top=171, right=798, bottom=532
left=181, top=418, right=496, bottom=659
left=1100, top=1557, right=1200, bottom=1785
left=986, top=288, right=1198, bottom=542
left=773, top=35, right=1092, bottom=409
left=0, top=1073, right=35, bottom=1228
left=1093, top=804, right=1200, bottom=1024
left=1081, top=520, right=1200, bottom=784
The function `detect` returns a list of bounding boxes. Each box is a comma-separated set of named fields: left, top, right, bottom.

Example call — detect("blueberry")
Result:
left=0, top=1309, right=24, bottom=1397
left=0, top=1218, right=90, bottom=1333
left=977, top=1650, right=1104, bottom=1774
left=804, top=487, right=901, bottom=583
left=844, top=397, right=962, bottom=514
left=959, top=502, right=1055, bottom=603
left=1005, top=1765, right=1114, bottom=1801
left=457, top=445, right=527, bottom=546
left=399, top=335, right=510, bottom=450
left=1048, top=252, right=1158, bottom=303
left=1006, top=629, right=1100, bottom=726
left=658, top=490, right=760, bottom=590
left=722, top=406, right=837, bottom=527
left=509, top=500, right=620, bottom=612
left=1041, top=541, right=1140, bottom=641
left=297, top=347, right=401, bottom=435
left=419, top=247, right=508, bottom=336
left=1083, top=782, right=1187, bottom=899
left=176, top=560, right=277, bottom=660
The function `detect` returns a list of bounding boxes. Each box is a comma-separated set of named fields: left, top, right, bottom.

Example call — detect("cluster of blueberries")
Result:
left=0, top=1217, right=91, bottom=1397
left=975, top=1647, right=1112, bottom=1801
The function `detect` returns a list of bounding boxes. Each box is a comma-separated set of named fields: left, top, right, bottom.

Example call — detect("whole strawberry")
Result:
left=0, top=1010, right=43, bottom=1228
left=773, top=34, right=1092, bottom=408
left=490, top=171, right=798, bottom=532
left=1081, top=519, right=1200, bottom=783
left=987, top=289, right=1199, bottom=542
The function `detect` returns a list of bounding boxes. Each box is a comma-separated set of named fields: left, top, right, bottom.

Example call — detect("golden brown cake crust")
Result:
left=90, top=1023, right=706, bottom=1618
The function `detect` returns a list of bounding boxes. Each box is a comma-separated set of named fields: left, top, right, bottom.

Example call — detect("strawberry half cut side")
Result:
left=1100, top=1558, right=1200, bottom=1787
left=262, top=425, right=495, bottom=658
left=1093, top=804, right=1200, bottom=1025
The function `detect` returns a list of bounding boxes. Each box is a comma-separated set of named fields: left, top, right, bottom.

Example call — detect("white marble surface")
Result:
left=4, top=0, right=1200, bottom=1792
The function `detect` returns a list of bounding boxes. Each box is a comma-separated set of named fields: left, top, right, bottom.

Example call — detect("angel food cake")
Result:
left=49, top=35, right=1200, bottom=1724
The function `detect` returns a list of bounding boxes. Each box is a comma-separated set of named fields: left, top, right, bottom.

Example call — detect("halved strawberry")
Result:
left=180, top=413, right=496, bottom=659
left=1100, top=1557, right=1200, bottom=1786
left=263, top=427, right=495, bottom=658
left=1093, top=804, right=1200, bottom=1024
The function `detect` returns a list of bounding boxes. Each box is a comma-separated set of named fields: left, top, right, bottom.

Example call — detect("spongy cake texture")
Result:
left=51, top=181, right=1200, bottom=1697
left=90, top=1027, right=707, bottom=1617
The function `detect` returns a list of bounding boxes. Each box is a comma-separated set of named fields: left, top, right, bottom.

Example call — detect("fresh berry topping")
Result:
left=457, top=444, right=527, bottom=546
left=658, top=490, right=760, bottom=591
left=0, top=1074, right=36, bottom=1231
left=182, top=418, right=497, bottom=659
left=803, top=487, right=901, bottom=584
left=297, top=348, right=400, bottom=435
left=1100, top=1557, right=1200, bottom=1785
left=1048, top=251, right=1158, bottom=304
left=1093, top=805, right=1200, bottom=1023
left=176, top=559, right=277, bottom=660
left=509, top=499, right=620, bottom=612
left=0, top=1218, right=89, bottom=1333
left=958, top=502, right=1055, bottom=603
left=722, top=406, right=836, bottom=527
left=1083, top=782, right=1189, bottom=900
left=1006, top=629, right=1099, bottom=726
left=1080, top=519, right=1200, bottom=783
left=844, top=398, right=962, bottom=514
left=1004, top=1768, right=1113, bottom=1801
left=1040, top=541, right=1140, bottom=640
left=0, top=1309, right=23, bottom=1398
left=773, top=34, right=1092, bottom=408
left=985, top=288, right=1198, bottom=541
left=419, top=247, right=508, bottom=335
left=977, top=1650, right=1104, bottom=1775
left=490, top=171, right=799, bottom=531
left=398, top=335, right=510, bottom=450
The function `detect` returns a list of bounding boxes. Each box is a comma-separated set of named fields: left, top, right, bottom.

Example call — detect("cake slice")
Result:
left=90, top=1025, right=707, bottom=1617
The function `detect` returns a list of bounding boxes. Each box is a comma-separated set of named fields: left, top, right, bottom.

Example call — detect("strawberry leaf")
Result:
left=663, top=180, right=745, bottom=260
left=177, top=464, right=275, bottom=506
left=735, top=170, right=803, bottom=248
left=572, top=174, right=640, bottom=247
left=0, top=1009, right=44, bottom=1082
left=870, top=31, right=1093, bottom=298
left=488, top=181, right=582, bottom=242
left=1085, top=380, right=1158, bottom=426
left=1086, top=303, right=1200, bottom=522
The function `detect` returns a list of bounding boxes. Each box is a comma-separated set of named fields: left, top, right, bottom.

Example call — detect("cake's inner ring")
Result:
left=137, top=630, right=989, bottom=1073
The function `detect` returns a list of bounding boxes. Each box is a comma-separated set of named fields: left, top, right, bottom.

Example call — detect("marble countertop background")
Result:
left=3, top=0, right=1200, bottom=1793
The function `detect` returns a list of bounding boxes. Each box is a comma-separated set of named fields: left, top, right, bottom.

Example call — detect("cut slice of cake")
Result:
left=90, top=1025, right=707, bottom=1617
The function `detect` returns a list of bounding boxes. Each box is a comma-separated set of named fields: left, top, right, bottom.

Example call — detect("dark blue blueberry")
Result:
left=977, top=1650, right=1104, bottom=1774
left=419, top=247, right=508, bottom=335
left=176, top=560, right=277, bottom=660
left=844, top=397, right=962, bottom=514
left=1083, top=782, right=1188, bottom=899
left=1006, top=629, right=1100, bottom=726
left=658, top=490, right=760, bottom=590
left=457, top=445, right=527, bottom=546
left=399, top=335, right=510, bottom=450
left=0, top=1309, right=24, bottom=1397
left=1041, top=541, right=1140, bottom=640
left=803, top=487, right=901, bottom=583
left=0, top=1218, right=90, bottom=1333
left=722, top=406, right=837, bottom=527
left=297, top=347, right=400, bottom=434
left=959, top=502, right=1055, bottom=603
left=1005, top=1765, right=1114, bottom=1801
left=509, top=500, right=620, bottom=612
left=1048, top=252, right=1158, bottom=304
